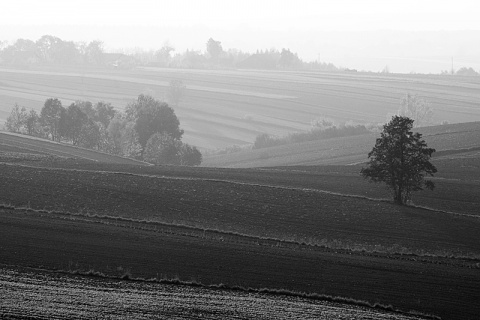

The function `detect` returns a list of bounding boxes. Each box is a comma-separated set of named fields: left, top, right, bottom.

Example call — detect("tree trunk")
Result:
left=394, top=189, right=404, bottom=205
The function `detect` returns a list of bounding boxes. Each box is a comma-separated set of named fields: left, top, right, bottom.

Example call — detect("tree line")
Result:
left=0, top=35, right=338, bottom=71
left=0, top=35, right=105, bottom=66
left=5, top=95, right=202, bottom=166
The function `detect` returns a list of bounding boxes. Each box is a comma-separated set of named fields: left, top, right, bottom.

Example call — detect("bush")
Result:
left=144, top=133, right=181, bottom=165
left=179, top=144, right=202, bottom=166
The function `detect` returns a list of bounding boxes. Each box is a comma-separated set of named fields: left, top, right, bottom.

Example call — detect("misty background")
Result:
left=2, top=0, right=480, bottom=74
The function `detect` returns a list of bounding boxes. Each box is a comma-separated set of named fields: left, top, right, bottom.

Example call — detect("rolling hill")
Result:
left=202, top=121, right=480, bottom=167
left=1, top=139, right=479, bottom=319
left=1, top=66, right=480, bottom=319
left=1, top=66, right=480, bottom=150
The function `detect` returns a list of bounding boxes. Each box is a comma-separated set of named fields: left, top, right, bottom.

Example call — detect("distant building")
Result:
left=104, top=53, right=138, bottom=69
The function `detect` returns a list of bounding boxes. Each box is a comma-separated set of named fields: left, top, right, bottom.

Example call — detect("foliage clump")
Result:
left=253, top=119, right=374, bottom=149
left=361, top=116, right=437, bottom=205
left=4, top=93, right=202, bottom=166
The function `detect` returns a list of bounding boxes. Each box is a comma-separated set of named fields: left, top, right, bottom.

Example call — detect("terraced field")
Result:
left=1, top=66, right=480, bottom=149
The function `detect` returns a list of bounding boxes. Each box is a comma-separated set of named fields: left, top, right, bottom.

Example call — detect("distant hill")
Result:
left=202, top=121, right=480, bottom=168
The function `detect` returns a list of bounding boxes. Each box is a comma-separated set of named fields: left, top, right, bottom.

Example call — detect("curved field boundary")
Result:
left=1, top=206, right=476, bottom=319
left=0, top=132, right=151, bottom=166
left=2, top=203, right=478, bottom=263
left=4, top=161, right=478, bottom=220
left=0, top=265, right=434, bottom=320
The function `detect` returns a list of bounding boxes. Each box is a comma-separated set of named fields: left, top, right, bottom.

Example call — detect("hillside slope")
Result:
left=1, top=67, right=480, bottom=149
left=0, top=151, right=479, bottom=319
left=203, top=121, right=480, bottom=167
left=0, top=131, right=150, bottom=166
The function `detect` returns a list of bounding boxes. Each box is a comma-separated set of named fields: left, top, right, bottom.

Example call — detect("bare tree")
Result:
left=5, top=104, right=28, bottom=133
left=398, top=93, right=433, bottom=127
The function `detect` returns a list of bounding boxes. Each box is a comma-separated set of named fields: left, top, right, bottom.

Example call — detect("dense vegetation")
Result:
left=0, top=34, right=338, bottom=71
left=253, top=119, right=374, bottom=149
left=4, top=94, right=202, bottom=165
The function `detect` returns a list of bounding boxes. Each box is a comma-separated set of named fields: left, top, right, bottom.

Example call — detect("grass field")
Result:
left=1, top=134, right=479, bottom=319
left=1, top=66, right=480, bottom=150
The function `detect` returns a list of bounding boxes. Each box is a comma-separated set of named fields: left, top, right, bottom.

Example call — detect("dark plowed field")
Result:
left=1, top=209, right=478, bottom=319
left=1, top=145, right=479, bottom=319
left=1, top=162, right=479, bottom=258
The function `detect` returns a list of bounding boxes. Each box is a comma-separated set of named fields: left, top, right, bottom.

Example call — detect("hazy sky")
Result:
left=2, top=0, right=480, bottom=73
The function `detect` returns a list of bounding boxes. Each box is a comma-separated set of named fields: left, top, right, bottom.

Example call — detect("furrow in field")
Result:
left=1, top=209, right=478, bottom=319
left=1, top=162, right=479, bottom=259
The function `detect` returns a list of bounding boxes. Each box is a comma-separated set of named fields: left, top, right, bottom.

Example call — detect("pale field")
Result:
left=1, top=66, right=480, bottom=150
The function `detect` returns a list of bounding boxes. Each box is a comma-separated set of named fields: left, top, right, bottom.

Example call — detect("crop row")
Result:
left=1, top=68, right=480, bottom=149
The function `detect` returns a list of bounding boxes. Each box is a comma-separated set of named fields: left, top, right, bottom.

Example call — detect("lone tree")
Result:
left=361, top=116, right=437, bottom=205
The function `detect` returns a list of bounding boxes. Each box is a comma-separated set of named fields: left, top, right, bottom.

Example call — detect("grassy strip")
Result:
left=2, top=203, right=479, bottom=263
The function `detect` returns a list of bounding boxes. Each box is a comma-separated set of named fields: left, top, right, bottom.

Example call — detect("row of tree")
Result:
left=5, top=95, right=202, bottom=166
left=253, top=120, right=373, bottom=150
left=0, top=35, right=105, bottom=66
left=0, top=35, right=338, bottom=71
left=132, top=38, right=339, bottom=71
left=3, top=35, right=480, bottom=75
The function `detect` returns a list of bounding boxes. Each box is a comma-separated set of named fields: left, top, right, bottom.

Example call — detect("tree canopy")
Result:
left=144, top=133, right=181, bottom=165
left=40, top=98, right=64, bottom=141
left=361, top=116, right=437, bottom=205
left=206, top=38, right=223, bottom=60
left=126, top=94, right=184, bottom=153
left=4, top=94, right=202, bottom=166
